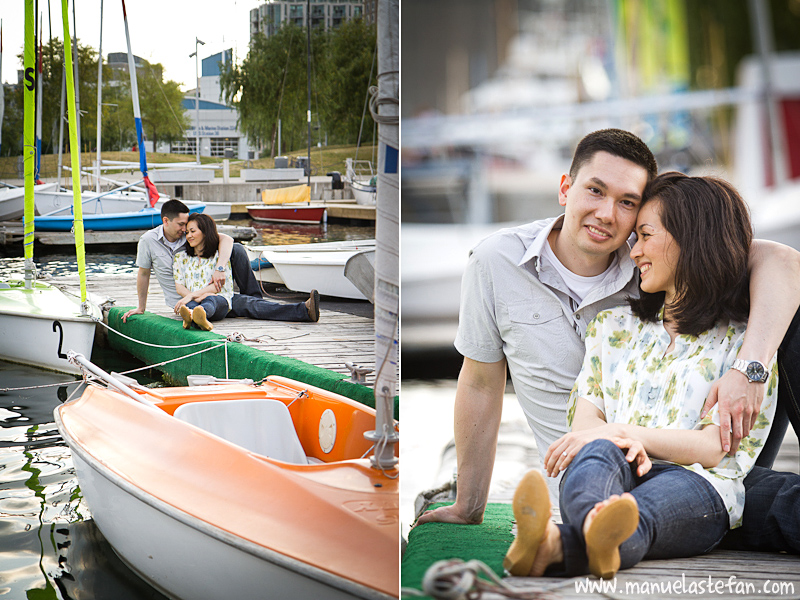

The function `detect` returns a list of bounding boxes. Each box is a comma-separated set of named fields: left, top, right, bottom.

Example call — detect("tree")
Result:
left=14, top=38, right=99, bottom=155
left=4, top=38, right=187, bottom=157
left=221, top=20, right=377, bottom=155
left=135, top=61, right=190, bottom=149
left=316, top=19, right=377, bottom=147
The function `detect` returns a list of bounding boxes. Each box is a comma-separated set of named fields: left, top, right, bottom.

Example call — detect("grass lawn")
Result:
left=0, top=143, right=377, bottom=182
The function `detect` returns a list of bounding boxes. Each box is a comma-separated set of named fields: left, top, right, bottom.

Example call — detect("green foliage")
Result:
left=137, top=62, right=191, bottom=148
left=221, top=20, right=376, bottom=156
left=1, top=37, right=187, bottom=157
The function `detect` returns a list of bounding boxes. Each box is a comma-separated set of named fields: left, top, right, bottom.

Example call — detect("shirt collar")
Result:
left=157, top=225, right=186, bottom=247
left=517, top=213, right=637, bottom=282
left=518, top=214, right=565, bottom=270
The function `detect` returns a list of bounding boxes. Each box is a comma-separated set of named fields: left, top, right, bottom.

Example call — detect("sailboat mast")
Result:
left=61, top=0, right=88, bottom=307
left=306, top=0, right=311, bottom=189
left=23, top=0, right=36, bottom=290
left=35, top=15, right=43, bottom=183
left=367, top=0, right=399, bottom=470
left=95, top=0, right=103, bottom=193
left=71, top=0, right=81, bottom=162
left=0, top=21, right=4, bottom=158
left=56, top=66, right=65, bottom=188
left=121, top=0, right=159, bottom=207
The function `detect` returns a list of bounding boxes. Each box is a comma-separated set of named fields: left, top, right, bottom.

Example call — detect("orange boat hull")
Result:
left=55, top=377, right=399, bottom=599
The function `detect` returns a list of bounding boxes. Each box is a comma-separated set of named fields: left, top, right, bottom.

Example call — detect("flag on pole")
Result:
left=121, top=0, right=159, bottom=207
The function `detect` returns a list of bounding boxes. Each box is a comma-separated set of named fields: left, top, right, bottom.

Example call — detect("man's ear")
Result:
left=558, top=174, right=572, bottom=207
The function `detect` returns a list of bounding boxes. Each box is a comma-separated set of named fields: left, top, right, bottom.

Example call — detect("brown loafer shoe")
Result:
left=192, top=306, right=214, bottom=331
left=585, top=495, right=639, bottom=579
left=305, top=289, right=320, bottom=322
left=179, top=305, right=193, bottom=329
left=503, top=470, right=551, bottom=576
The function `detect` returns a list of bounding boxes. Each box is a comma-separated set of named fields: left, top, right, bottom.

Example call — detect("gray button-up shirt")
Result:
left=135, top=225, right=187, bottom=308
left=454, top=216, right=639, bottom=494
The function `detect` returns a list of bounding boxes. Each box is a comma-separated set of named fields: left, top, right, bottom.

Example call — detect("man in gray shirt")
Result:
left=415, top=129, right=800, bottom=529
left=123, top=200, right=318, bottom=323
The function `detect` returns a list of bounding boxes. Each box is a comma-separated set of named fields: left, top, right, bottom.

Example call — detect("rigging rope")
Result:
left=401, top=559, right=574, bottom=600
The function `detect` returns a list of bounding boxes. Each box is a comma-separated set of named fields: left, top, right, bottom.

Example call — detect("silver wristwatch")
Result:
left=731, top=359, right=768, bottom=383
left=216, top=265, right=224, bottom=272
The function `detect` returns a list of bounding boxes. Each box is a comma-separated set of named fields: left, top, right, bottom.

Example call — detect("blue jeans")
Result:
left=554, top=440, right=728, bottom=576
left=230, top=243, right=264, bottom=298
left=228, top=243, right=310, bottom=321
left=720, top=467, right=800, bottom=554
left=229, top=293, right=310, bottom=321
left=186, top=296, right=229, bottom=321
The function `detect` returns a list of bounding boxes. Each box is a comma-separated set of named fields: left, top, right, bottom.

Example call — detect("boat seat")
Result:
left=174, top=399, right=308, bottom=465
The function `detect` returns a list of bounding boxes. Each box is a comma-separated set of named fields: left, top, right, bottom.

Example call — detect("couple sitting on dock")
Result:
left=122, top=200, right=320, bottom=329
left=415, top=129, right=800, bottom=579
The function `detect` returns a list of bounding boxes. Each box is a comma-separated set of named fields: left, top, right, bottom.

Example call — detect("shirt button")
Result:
left=575, top=314, right=581, bottom=320
left=533, top=313, right=540, bottom=319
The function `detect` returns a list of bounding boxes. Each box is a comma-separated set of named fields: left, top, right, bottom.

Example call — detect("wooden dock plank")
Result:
left=47, top=272, right=388, bottom=386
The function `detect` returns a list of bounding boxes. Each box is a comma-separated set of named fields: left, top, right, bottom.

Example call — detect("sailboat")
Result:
left=55, top=2, right=400, bottom=597
left=0, top=0, right=99, bottom=375
left=33, top=0, right=209, bottom=232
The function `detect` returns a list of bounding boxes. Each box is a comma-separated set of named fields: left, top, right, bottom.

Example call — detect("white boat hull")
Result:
left=0, top=183, right=58, bottom=220
left=0, top=282, right=98, bottom=374
left=262, top=249, right=374, bottom=300
left=246, top=240, right=376, bottom=291
left=35, top=190, right=229, bottom=221
left=350, top=180, right=376, bottom=206
left=66, top=442, right=376, bottom=600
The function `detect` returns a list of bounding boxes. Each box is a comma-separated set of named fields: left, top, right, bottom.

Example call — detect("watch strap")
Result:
left=731, top=358, right=768, bottom=383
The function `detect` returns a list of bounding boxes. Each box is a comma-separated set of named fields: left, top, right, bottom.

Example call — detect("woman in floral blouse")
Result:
left=504, top=173, right=777, bottom=579
left=173, top=213, right=235, bottom=331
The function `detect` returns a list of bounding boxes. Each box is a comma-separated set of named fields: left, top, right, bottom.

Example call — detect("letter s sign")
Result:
left=25, top=67, right=35, bottom=92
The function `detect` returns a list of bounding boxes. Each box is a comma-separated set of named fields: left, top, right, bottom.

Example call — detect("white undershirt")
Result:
left=541, top=240, right=618, bottom=305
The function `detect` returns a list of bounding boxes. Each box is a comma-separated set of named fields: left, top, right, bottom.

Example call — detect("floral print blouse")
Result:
left=173, top=250, right=234, bottom=309
left=569, top=305, right=778, bottom=528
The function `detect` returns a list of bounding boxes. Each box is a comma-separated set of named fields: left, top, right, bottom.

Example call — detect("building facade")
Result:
left=170, top=50, right=256, bottom=160
left=250, top=0, right=365, bottom=39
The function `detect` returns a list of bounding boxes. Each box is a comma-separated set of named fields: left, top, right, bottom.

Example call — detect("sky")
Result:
left=0, top=0, right=262, bottom=89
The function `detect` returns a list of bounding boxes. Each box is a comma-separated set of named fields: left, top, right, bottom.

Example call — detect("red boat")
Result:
left=247, top=204, right=328, bottom=224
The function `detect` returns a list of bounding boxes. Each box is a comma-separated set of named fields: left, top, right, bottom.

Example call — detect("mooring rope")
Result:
left=93, top=318, right=228, bottom=349
left=401, top=559, right=575, bottom=600
left=0, top=380, right=81, bottom=393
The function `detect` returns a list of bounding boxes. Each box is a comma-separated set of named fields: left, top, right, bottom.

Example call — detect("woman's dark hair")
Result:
left=184, top=213, right=219, bottom=259
left=628, top=171, right=752, bottom=336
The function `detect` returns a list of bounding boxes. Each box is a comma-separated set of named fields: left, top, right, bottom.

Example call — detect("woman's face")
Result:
left=185, top=221, right=205, bottom=251
left=630, top=200, right=680, bottom=304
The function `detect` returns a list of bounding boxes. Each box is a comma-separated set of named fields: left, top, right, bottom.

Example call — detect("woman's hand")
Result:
left=610, top=436, right=652, bottom=476
left=543, top=424, right=623, bottom=477
left=173, top=294, right=195, bottom=314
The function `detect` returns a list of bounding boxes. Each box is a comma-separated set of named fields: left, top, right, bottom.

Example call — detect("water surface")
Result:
left=0, top=357, right=167, bottom=599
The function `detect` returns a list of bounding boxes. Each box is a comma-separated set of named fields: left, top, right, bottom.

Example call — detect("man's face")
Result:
left=558, top=151, right=649, bottom=261
left=162, top=213, right=189, bottom=242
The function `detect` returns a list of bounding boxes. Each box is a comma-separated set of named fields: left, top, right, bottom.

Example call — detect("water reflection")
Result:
left=0, top=360, right=167, bottom=599
left=228, top=218, right=375, bottom=247
left=0, top=254, right=138, bottom=278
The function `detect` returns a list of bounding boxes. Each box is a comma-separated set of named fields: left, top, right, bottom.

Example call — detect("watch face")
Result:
left=746, top=362, right=767, bottom=381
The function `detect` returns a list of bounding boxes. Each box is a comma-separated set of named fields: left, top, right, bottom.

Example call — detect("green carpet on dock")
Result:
left=106, top=307, right=398, bottom=418
left=402, top=502, right=515, bottom=597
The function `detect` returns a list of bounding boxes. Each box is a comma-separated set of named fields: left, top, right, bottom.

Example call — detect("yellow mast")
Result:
left=60, top=0, right=88, bottom=307
left=22, top=0, right=35, bottom=289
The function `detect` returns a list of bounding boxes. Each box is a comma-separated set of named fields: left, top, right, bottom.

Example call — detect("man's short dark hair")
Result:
left=161, top=199, right=190, bottom=220
left=569, top=129, right=658, bottom=181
